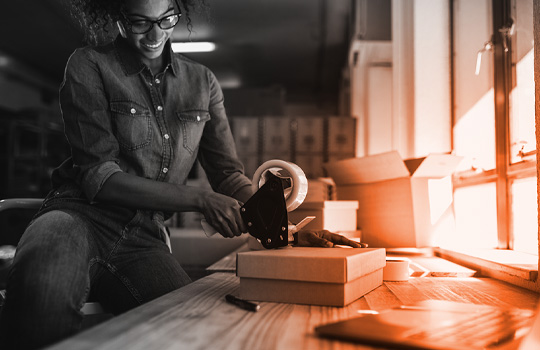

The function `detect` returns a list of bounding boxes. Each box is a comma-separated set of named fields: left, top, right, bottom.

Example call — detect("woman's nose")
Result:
left=147, top=24, right=164, bottom=41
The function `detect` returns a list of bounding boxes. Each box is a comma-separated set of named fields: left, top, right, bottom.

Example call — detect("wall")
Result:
left=391, top=0, right=451, bottom=159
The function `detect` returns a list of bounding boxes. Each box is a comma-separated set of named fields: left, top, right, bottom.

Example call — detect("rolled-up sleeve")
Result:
left=59, top=48, right=122, bottom=200
left=197, top=69, right=252, bottom=198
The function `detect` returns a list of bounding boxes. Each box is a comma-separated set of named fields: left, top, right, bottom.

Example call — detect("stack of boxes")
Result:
left=230, top=116, right=259, bottom=178
left=229, top=115, right=356, bottom=181
left=261, top=117, right=291, bottom=163
left=294, top=116, right=325, bottom=179
left=327, top=116, right=356, bottom=162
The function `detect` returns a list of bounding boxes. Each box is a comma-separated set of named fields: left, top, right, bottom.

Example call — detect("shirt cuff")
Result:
left=79, top=160, right=122, bottom=201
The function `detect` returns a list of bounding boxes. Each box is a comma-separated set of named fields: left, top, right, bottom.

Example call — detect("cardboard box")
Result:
left=295, top=116, right=324, bottom=153
left=324, top=151, right=463, bottom=248
left=262, top=117, right=290, bottom=154
left=295, top=153, right=324, bottom=179
left=327, top=116, right=356, bottom=154
left=237, top=247, right=385, bottom=306
left=288, top=200, right=358, bottom=232
left=239, top=269, right=382, bottom=307
left=231, top=117, right=259, bottom=153
left=169, top=228, right=248, bottom=266
left=303, top=178, right=336, bottom=203
left=237, top=247, right=385, bottom=282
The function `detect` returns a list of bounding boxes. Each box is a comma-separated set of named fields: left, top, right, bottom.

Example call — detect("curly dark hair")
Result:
left=70, top=0, right=205, bottom=45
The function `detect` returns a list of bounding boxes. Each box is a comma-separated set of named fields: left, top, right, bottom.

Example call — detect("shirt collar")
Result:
left=114, top=36, right=178, bottom=77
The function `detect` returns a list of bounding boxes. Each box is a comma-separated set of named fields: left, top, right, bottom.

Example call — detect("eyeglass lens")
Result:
left=129, top=14, right=180, bottom=34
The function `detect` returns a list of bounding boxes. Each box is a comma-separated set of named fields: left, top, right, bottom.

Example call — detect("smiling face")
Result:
left=119, top=0, right=177, bottom=69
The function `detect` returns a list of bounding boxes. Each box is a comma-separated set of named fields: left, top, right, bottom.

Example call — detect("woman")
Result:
left=0, top=0, right=363, bottom=348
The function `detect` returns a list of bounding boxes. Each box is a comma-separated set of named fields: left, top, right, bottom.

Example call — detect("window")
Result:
left=450, top=0, right=537, bottom=254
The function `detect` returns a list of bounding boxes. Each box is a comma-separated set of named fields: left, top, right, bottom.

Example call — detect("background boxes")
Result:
left=324, top=151, right=463, bottom=248
left=231, top=116, right=259, bottom=153
left=327, top=116, right=356, bottom=154
left=288, top=200, right=358, bottom=232
left=294, top=153, right=324, bottom=178
left=262, top=117, right=291, bottom=155
left=295, top=116, right=324, bottom=153
left=237, top=247, right=386, bottom=306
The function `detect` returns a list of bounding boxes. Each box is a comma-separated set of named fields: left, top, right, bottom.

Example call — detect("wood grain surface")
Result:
left=47, top=272, right=539, bottom=350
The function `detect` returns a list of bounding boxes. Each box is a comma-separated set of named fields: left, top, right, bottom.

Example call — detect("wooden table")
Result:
left=47, top=270, right=539, bottom=350
left=206, top=243, right=480, bottom=278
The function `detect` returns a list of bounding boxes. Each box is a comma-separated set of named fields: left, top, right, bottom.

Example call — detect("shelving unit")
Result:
left=0, top=109, right=69, bottom=198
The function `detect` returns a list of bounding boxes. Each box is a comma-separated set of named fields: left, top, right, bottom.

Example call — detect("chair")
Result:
left=0, top=198, right=105, bottom=316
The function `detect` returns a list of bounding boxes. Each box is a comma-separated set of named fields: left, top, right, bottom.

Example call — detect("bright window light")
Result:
left=171, top=42, right=216, bottom=53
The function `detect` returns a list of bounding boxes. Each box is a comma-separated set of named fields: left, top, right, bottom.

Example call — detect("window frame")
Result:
left=450, top=0, right=537, bottom=251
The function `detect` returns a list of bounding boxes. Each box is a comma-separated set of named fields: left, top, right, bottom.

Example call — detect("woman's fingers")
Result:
left=203, top=193, right=245, bottom=238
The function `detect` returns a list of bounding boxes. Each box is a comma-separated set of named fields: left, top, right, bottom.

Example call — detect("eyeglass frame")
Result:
left=121, top=10, right=182, bottom=34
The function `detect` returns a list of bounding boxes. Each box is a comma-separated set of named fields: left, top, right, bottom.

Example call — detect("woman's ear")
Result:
left=117, top=21, right=127, bottom=38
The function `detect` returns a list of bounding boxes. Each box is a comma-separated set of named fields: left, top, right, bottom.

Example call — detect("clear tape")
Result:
left=251, top=160, right=308, bottom=212
left=383, top=258, right=410, bottom=281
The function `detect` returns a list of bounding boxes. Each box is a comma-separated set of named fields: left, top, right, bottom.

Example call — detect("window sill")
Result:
left=434, top=247, right=539, bottom=292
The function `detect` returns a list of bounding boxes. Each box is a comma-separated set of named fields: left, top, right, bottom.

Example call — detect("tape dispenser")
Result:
left=201, top=160, right=313, bottom=249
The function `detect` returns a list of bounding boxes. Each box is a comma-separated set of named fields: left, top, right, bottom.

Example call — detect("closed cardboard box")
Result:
left=239, top=269, right=382, bottom=307
left=288, top=200, right=358, bottom=232
left=327, top=116, right=356, bottom=154
left=237, top=247, right=385, bottom=306
left=324, top=151, right=463, bottom=248
left=237, top=247, right=385, bottom=282
left=295, top=117, right=324, bottom=153
left=231, top=117, right=259, bottom=153
left=262, top=117, right=290, bottom=154
left=295, top=153, right=324, bottom=179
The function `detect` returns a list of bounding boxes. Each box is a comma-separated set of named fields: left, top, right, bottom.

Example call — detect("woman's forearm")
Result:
left=94, top=172, right=207, bottom=212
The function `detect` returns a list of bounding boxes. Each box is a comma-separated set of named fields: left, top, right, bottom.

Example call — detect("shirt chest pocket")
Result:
left=176, top=111, right=211, bottom=154
left=110, top=101, right=152, bottom=151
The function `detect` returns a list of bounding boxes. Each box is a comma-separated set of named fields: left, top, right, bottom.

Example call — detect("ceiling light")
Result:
left=171, top=42, right=216, bottom=53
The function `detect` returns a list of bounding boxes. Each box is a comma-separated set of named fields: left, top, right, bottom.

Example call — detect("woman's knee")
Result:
left=8, top=210, right=92, bottom=299
left=16, top=210, right=91, bottom=262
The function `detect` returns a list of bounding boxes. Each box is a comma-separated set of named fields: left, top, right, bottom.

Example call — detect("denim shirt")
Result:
left=52, top=36, right=251, bottom=204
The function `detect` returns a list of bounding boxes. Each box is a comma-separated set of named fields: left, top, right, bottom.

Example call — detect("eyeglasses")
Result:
left=122, top=12, right=182, bottom=34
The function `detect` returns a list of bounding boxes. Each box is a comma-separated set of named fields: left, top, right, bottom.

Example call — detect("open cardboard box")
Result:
left=324, top=151, right=463, bottom=248
left=288, top=200, right=358, bottom=232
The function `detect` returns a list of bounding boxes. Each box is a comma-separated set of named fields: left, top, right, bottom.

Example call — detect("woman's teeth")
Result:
left=143, top=41, right=162, bottom=49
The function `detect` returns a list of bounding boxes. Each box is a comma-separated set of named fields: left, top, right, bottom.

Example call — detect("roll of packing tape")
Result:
left=383, top=258, right=410, bottom=282
left=251, top=160, right=308, bottom=212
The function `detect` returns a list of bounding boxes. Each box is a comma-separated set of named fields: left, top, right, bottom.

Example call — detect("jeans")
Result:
left=0, top=194, right=192, bottom=349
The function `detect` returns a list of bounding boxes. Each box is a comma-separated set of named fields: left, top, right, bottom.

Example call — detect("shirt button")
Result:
left=130, top=108, right=136, bottom=114
left=162, top=168, right=168, bottom=173
left=164, top=134, right=170, bottom=140
left=196, top=115, right=201, bottom=121
left=157, top=106, right=163, bottom=111
left=155, top=78, right=161, bottom=84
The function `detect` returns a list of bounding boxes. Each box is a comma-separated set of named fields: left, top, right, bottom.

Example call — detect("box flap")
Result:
left=411, top=154, right=463, bottom=178
left=297, top=200, right=359, bottom=210
left=324, top=151, right=410, bottom=185
left=404, top=157, right=426, bottom=175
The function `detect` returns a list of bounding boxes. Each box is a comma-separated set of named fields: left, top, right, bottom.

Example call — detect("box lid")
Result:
left=296, top=200, right=359, bottom=210
left=324, top=151, right=409, bottom=185
left=237, top=247, right=386, bottom=283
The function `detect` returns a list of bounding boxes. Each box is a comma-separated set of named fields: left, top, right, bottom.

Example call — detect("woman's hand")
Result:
left=201, top=191, right=246, bottom=238
left=296, top=229, right=368, bottom=248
